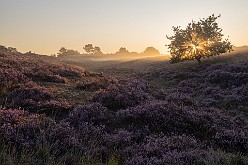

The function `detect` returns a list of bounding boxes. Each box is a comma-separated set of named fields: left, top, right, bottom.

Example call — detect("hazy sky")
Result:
left=1, top=0, right=248, bottom=55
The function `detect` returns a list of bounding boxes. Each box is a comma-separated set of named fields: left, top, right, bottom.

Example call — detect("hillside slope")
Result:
left=145, top=52, right=248, bottom=117
left=0, top=50, right=109, bottom=118
left=0, top=47, right=248, bottom=164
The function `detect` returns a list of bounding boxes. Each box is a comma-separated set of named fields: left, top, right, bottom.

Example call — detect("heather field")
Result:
left=0, top=46, right=248, bottom=165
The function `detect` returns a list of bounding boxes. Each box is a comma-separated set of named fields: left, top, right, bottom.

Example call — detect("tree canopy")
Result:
left=83, top=44, right=102, bottom=54
left=116, top=47, right=129, bottom=54
left=57, top=47, right=80, bottom=57
left=0, top=45, right=19, bottom=54
left=167, top=14, right=233, bottom=64
left=143, top=47, right=160, bottom=55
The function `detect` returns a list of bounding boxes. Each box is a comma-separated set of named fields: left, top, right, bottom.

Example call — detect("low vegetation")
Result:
left=0, top=45, right=248, bottom=164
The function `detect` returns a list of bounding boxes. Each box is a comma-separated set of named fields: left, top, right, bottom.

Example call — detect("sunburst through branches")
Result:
left=167, top=14, right=233, bottom=64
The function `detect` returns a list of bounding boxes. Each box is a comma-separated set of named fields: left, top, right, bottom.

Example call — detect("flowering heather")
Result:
left=92, top=79, right=153, bottom=111
left=0, top=49, right=86, bottom=84
left=0, top=67, right=29, bottom=107
left=115, top=101, right=248, bottom=153
left=53, top=64, right=85, bottom=78
left=0, top=108, right=54, bottom=148
left=0, top=67, right=29, bottom=89
left=149, top=60, right=248, bottom=114
left=67, top=102, right=109, bottom=127
left=1, top=47, right=248, bottom=164
left=7, top=82, right=54, bottom=110
left=25, top=68, right=68, bottom=83
left=75, top=77, right=113, bottom=91
left=45, top=121, right=80, bottom=155
left=123, top=134, right=204, bottom=165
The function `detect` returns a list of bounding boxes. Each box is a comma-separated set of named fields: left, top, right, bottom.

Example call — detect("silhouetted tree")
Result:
left=116, top=47, right=129, bottom=54
left=57, top=47, right=80, bottom=57
left=93, top=46, right=102, bottom=54
left=143, top=47, right=160, bottom=55
left=167, top=14, right=233, bottom=64
left=59, top=47, right=67, bottom=54
left=83, top=44, right=94, bottom=54
left=0, top=45, right=19, bottom=54
left=83, top=44, right=102, bottom=54
left=7, top=47, right=18, bottom=54
left=25, top=51, right=36, bottom=55
left=0, top=45, right=8, bottom=53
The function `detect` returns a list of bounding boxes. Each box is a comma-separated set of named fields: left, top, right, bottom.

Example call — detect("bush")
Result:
left=35, top=99, right=71, bottom=117
left=75, top=78, right=111, bottom=91
left=0, top=108, right=54, bottom=148
left=67, top=102, right=109, bottom=127
left=92, top=79, right=153, bottom=111
left=53, top=65, right=85, bottom=78
left=26, top=69, right=68, bottom=83
left=45, top=121, right=80, bottom=155
left=0, top=68, right=29, bottom=107
left=153, top=61, right=248, bottom=113
left=115, top=101, right=248, bottom=153
left=7, top=82, right=54, bottom=111
left=123, top=134, right=204, bottom=165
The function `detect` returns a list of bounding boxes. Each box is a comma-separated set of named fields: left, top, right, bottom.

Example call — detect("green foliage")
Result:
left=107, top=155, right=120, bottom=165
left=0, top=138, right=101, bottom=165
left=167, top=14, right=233, bottom=64
left=196, top=149, right=248, bottom=165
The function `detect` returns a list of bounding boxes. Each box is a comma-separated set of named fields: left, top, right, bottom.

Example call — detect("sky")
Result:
left=0, top=0, right=248, bottom=55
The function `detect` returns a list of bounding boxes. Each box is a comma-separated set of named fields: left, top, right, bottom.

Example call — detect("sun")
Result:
left=180, top=32, right=210, bottom=59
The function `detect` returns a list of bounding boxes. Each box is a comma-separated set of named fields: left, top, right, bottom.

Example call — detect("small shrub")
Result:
left=75, top=78, right=110, bottom=91
left=67, top=102, right=109, bottom=127
left=92, top=79, right=153, bottom=111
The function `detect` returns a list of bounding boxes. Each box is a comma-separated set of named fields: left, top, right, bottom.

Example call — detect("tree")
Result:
left=57, top=47, right=80, bottom=57
left=93, top=46, right=102, bottom=54
left=83, top=44, right=102, bottom=54
left=0, top=45, right=8, bottom=54
left=166, top=14, right=233, bottom=64
left=0, top=45, right=19, bottom=54
left=83, top=44, right=94, bottom=54
left=116, top=47, right=129, bottom=54
left=7, top=47, right=18, bottom=54
left=58, top=47, right=67, bottom=55
left=143, top=47, right=160, bottom=55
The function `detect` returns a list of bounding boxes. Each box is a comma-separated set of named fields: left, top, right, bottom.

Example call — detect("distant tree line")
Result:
left=0, top=45, right=19, bottom=54
left=0, top=45, right=43, bottom=56
left=83, top=44, right=102, bottom=55
left=57, top=47, right=81, bottom=57
left=0, top=44, right=161, bottom=58
left=57, top=44, right=161, bottom=58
